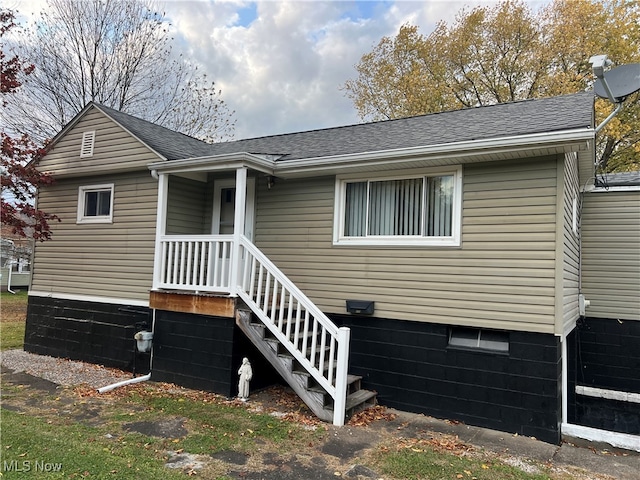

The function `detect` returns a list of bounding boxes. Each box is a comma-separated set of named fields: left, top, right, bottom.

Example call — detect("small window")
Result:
left=334, top=167, right=462, bottom=246
left=77, top=184, right=114, bottom=224
left=449, top=327, right=509, bottom=353
left=80, top=131, right=96, bottom=158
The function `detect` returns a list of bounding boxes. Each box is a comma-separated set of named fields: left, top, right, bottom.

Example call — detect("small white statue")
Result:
left=237, top=357, right=253, bottom=401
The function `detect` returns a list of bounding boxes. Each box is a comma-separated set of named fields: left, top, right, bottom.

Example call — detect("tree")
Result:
left=1, top=9, right=58, bottom=242
left=343, top=0, right=640, bottom=172
left=2, top=0, right=235, bottom=143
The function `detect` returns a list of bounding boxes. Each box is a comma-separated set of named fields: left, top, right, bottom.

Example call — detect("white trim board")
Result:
left=562, top=423, right=640, bottom=452
left=28, top=290, right=149, bottom=308
left=576, top=385, right=640, bottom=404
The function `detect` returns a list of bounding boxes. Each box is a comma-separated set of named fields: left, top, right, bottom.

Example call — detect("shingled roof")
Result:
left=97, top=92, right=594, bottom=162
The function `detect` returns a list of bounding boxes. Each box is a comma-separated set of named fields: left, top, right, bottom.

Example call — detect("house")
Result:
left=24, top=92, right=639, bottom=446
left=1, top=225, right=33, bottom=291
left=569, top=171, right=640, bottom=444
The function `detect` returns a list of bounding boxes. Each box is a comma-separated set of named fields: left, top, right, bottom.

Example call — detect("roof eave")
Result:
left=275, top=128, right=595, bottom=178
left=148, top=152, right=276, bottom=176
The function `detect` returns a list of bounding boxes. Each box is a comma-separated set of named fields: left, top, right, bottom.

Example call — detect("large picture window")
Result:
left=334, top=168, right=461, bottom=246
left=77, top=184, right=114, bottom=224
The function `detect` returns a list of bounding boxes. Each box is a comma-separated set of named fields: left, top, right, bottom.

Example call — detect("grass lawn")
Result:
left=0, top=290, right=28, bottom=350
left=0, top=292, right=593, bottom=479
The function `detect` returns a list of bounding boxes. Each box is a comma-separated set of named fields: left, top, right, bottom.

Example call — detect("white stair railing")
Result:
left=237, top=235, right=350, bottom=426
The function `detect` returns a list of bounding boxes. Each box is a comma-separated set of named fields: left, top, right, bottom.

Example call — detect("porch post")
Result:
left=230, top=167, right=247, bottom=296
left=152, top=172, right=168, bottom=291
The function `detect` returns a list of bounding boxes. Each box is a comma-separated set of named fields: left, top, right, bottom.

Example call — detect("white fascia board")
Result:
left=145, top=128, right=594, bottom=178
left=148, top=152, right=275, bottom=176
left=275, top=129, right=595, bottom=178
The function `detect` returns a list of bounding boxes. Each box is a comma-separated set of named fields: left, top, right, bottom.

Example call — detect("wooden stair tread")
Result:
left=237, top=310, right=377, bottom=424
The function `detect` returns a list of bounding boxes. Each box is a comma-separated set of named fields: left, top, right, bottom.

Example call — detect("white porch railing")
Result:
left=154, top=235, right=234, bottom=293
left=152, top=233, right=351, bottom=426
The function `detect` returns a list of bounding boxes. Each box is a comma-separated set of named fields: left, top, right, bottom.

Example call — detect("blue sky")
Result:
left=12, top=1, right=552, bottom=140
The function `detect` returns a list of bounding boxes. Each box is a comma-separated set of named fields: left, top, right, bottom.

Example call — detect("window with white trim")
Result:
left=77, top=184, right=114, bottom=224
left=334, top=167, right=462, bottom=246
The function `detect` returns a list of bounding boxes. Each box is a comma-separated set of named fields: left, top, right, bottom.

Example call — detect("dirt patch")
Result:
left=2, top=358, right=638, bottom=480
left=123, top=417, right=188, bottom=439
left=210, top=450, right=249, bottom=465
left=1, top=368, right=61, bottom=394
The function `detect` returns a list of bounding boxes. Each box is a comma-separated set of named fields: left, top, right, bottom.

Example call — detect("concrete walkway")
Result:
left=378, top=408, right=640, bottom=480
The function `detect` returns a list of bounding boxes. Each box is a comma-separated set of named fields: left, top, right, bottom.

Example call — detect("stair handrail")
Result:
left=237, top=235, right=350, bottom=426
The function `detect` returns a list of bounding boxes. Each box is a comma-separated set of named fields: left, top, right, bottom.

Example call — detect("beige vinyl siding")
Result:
left=581, top=189, right=640, bottom=321
left=38, top=107, right=161, bottom=176
left=560, top=153, right=581, bottom=334
left=166, top=176, right=208, bottom=234
left=31, top=172, right=158, bottom=302
left=255, top=157, right=560, bottom=334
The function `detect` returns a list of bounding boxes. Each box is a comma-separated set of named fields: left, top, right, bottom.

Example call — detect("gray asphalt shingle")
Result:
left=98, top=92, right=594, bottom=162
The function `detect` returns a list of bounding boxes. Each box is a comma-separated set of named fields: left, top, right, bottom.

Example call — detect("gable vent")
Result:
left=80, top=131, right=95, bottom=158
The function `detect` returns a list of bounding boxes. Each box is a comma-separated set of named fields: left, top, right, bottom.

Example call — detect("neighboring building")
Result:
left=23, top=93, right=639, bottom=446
left=1, top=225, right=33, bottom=291
left=568, top=171, right=640, bottom=441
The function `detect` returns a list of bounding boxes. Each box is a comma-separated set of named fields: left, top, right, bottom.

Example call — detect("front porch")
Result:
left=147, top=163, right=373, bottom=426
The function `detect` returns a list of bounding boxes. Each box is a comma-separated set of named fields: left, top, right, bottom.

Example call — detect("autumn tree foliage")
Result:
left=344, top=0, right=640, bottom=172
left=1, top=9, right=58, bottom=241
left=2, top=0, right=235, bottom=143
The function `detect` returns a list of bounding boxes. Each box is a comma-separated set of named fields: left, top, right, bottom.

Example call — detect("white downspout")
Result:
left=97, top=373, right=151, bottom=393
left=7, top=261, right=16, bottom=294
left=99, top=171, right=164, bottom=394
left=98, top=309, right=157, bottom=393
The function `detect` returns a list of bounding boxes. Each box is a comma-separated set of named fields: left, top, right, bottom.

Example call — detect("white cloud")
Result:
left=164, top=1, right=551, bottom=139
left=9, top=0, right=553, bottom=140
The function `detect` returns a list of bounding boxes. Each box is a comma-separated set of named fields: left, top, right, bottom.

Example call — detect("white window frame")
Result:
left=77, top=183, right=114, bottom=224
left=333, top=166, right=462, bottom=246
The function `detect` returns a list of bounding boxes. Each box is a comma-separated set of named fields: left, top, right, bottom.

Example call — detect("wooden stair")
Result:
left=236, top=309, right=376, bottom=422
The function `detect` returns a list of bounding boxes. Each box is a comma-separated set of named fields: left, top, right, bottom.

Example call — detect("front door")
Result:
left=211, top=178, right=256, bottom=240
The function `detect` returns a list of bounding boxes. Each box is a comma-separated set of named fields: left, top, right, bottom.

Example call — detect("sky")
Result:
left=10, top=0, right=552, bottom=140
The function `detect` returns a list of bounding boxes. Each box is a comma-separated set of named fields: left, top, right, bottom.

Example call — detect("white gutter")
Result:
left=148, top=152, right=275, bottom=175
left=145, top=128, right=594, bottom=179
left=276, top=128, right=594, bottom=177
